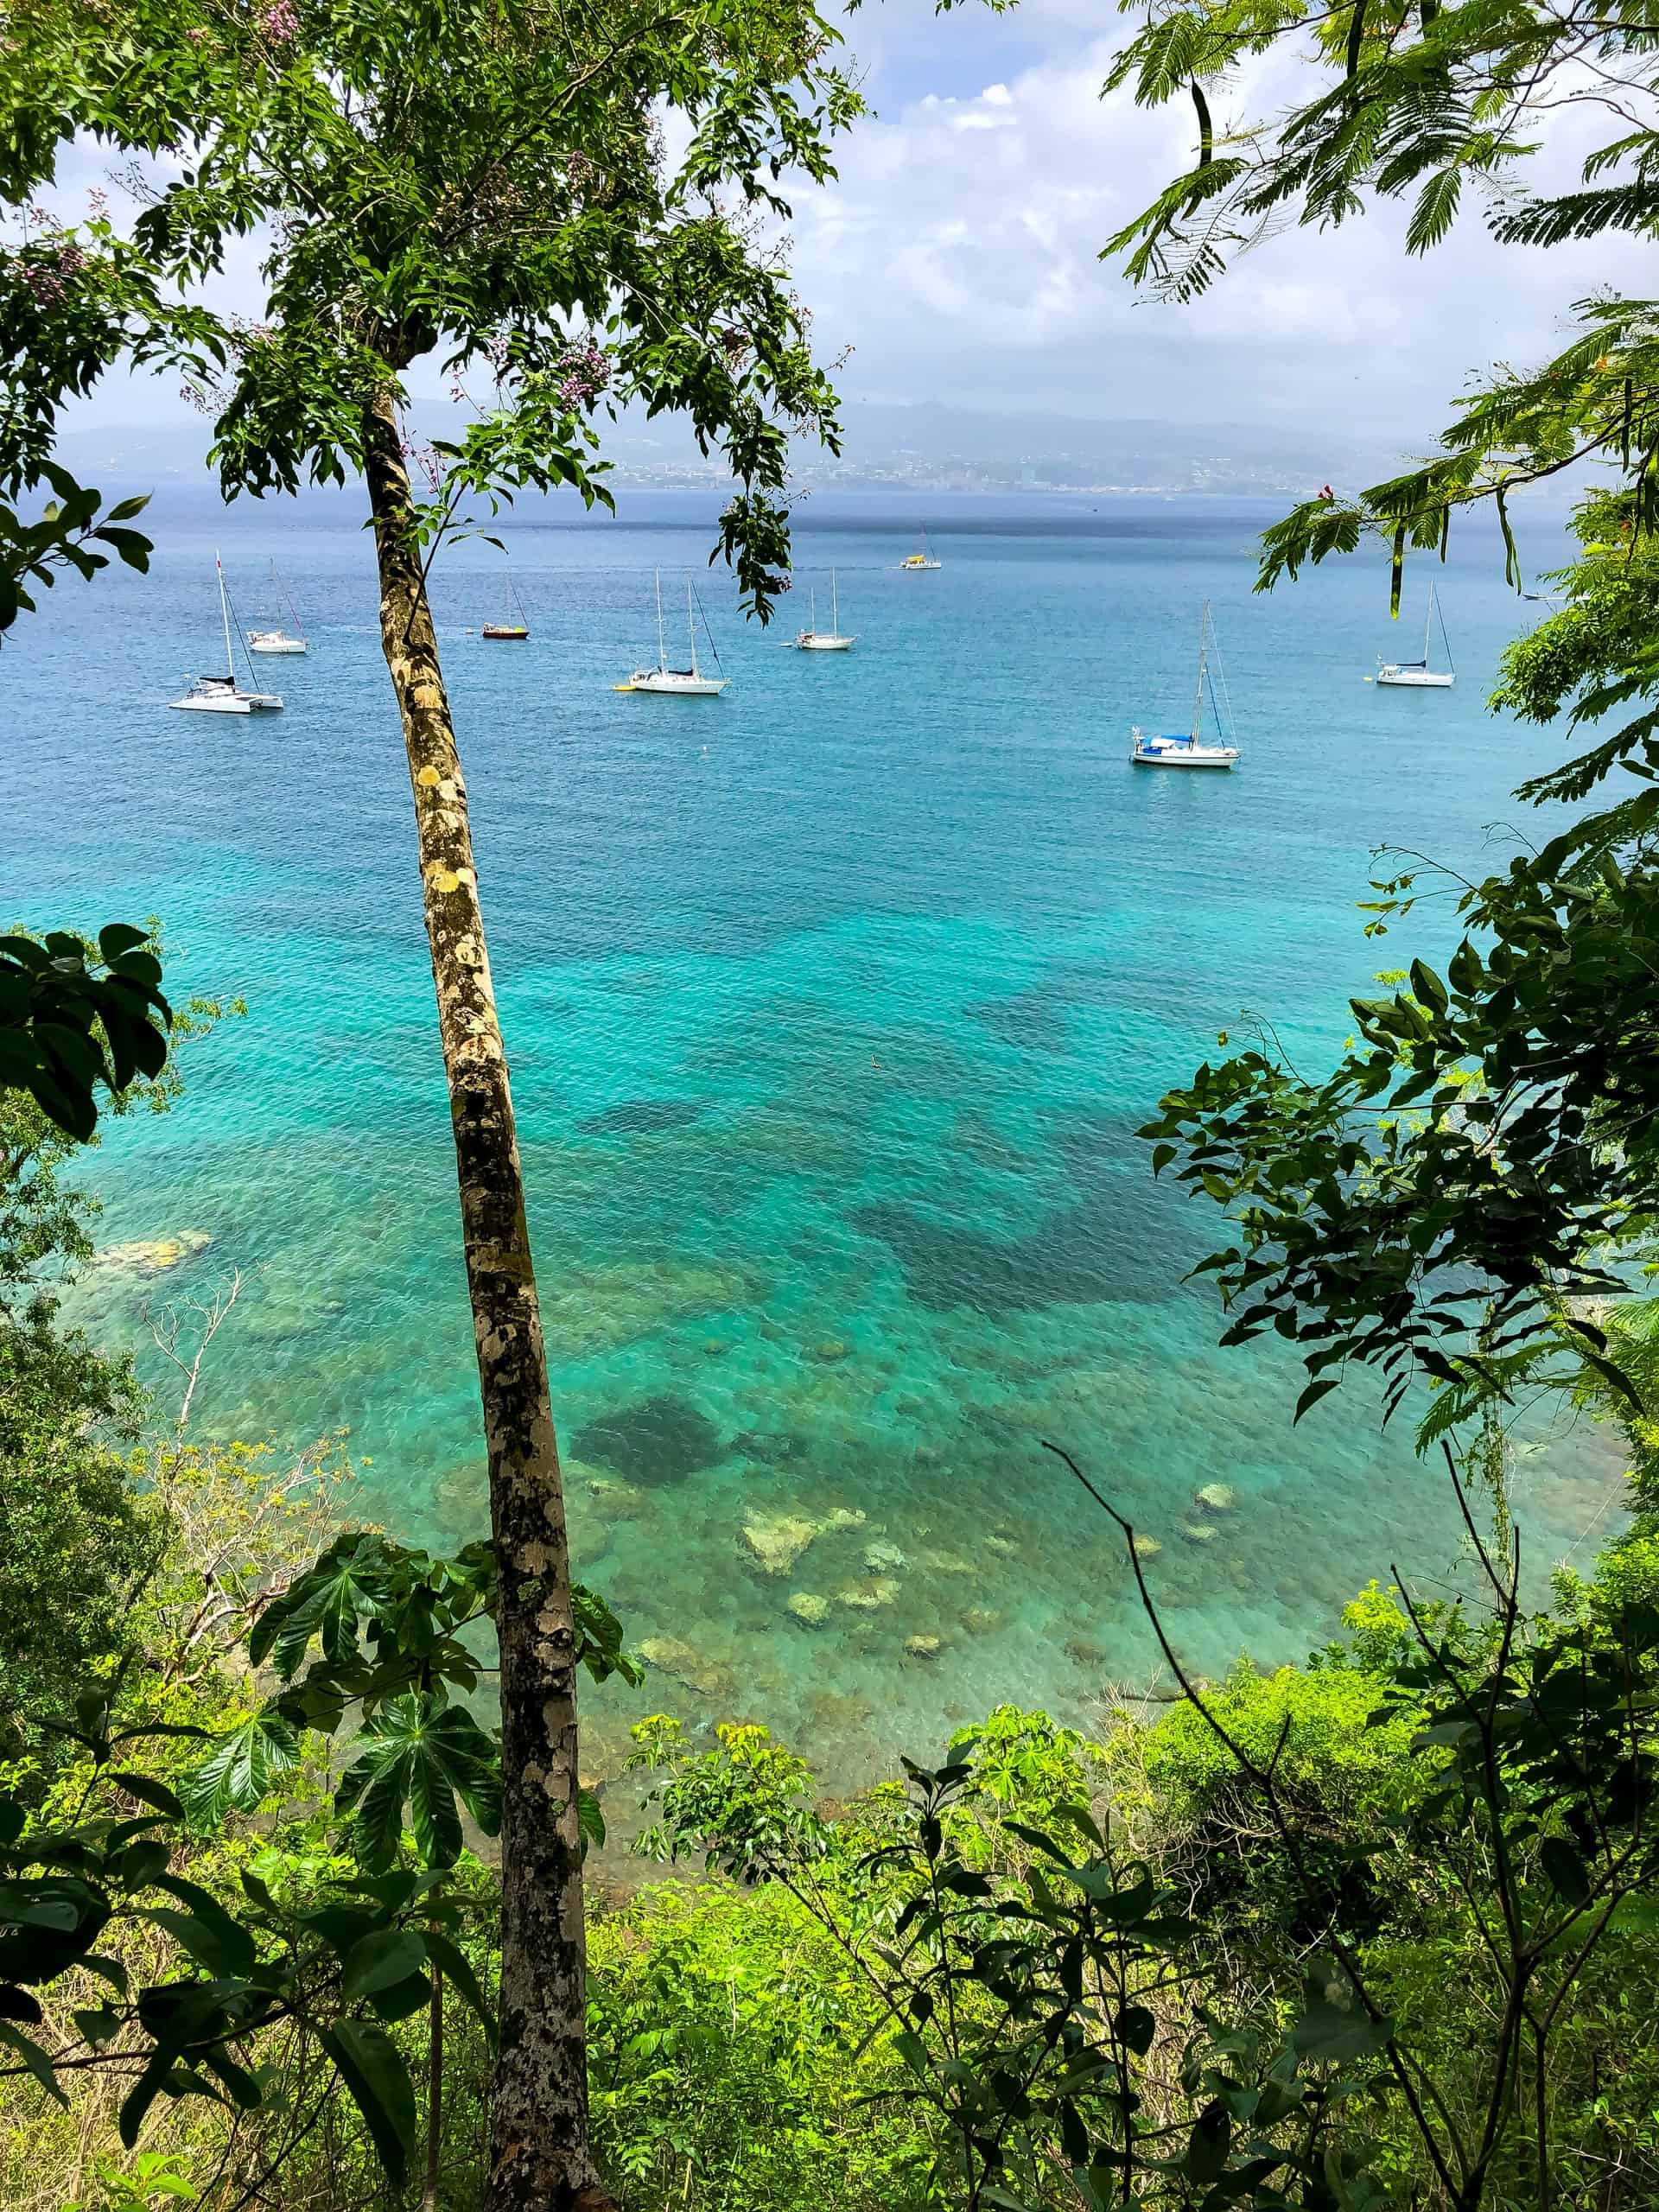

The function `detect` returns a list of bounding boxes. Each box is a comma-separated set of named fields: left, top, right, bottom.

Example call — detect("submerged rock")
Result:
left=814, top=1338, right=852, bottom=1363
left=862, top=1540, right=908, bottom=1574
left=640, top=1635, right=729, bottom=1699
left=1131, top=1534, right=1163, bottom=1560
left=732, top=1429, right=805, bottom=1465
left=741, top=1503, right=867, bottom=1577
left=92, top=1230, right=212, bottom=1274
left=904, top=1634, right=943, bottom=1659
left=569, top=1395, right=723, bottom=1486
left=538, top=1255, right=766, bottom=1358
left=1179, top=1520, right=1217, bottom=1545
left=1194, top=1483, right=1236, bottom=1513
left=836, top=1576, right=899, bottom=1611
left=743, top=1511, right=821, bottom=1577
left=787, top=1592, right=830, bottom=1626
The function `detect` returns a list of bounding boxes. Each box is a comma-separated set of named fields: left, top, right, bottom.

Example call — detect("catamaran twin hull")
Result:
left=170, top=678, right=283, bottom=714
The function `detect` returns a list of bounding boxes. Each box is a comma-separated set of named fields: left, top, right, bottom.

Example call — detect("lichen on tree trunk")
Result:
left=360, top=381, right=614, bottom=2212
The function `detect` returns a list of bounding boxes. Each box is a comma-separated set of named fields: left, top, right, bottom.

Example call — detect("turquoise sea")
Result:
left=7, top=489, right=1626, bottom=1793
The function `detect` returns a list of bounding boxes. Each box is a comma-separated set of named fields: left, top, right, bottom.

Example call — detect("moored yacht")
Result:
left=171, top=556, right=284, bottom=712
left=623, top=572, right=729, bottom=696
left=1130, top=601, right=1239, bottom=769
left=789, top=570, right=856, bottom=651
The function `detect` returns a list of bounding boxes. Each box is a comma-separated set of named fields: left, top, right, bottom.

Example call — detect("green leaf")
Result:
left=577, top=1787, right=607, bottom=1859
left=1185, top=2098, right=1231, bottom=2182
left=178, top=1713, right=301, bottom=1829
left=1294, top=1376, right=1342, bottom=1422
left=320, top=2020, right=416, bottom=2183
left=341, top=1927, right=428, bottom=1999
left=106, top=1772, right=183, bottom=1819
left=0, top=2019, right=68, bottom=2107
left=424, top=1930, right=496, bottom=2050
left=1540, top=1834, right=1591, bottom=1906
left=1290, top=1958, right=1391, bottom=2063
left=337, top=1696, right=500, bottom=1872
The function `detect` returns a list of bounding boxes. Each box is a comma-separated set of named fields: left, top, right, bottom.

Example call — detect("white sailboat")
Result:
left=247, top=560, right=308, bottom=654
left=1130, top=601, right=1240, bottom=769
left=170, top=555, right=283, bottom=713
left=899, top=527, right=941, bottom=572
left=623, top=573, right=729, bottom=696
left=1376, top=584, right=1455, bottom=687
left=789, top=570, right=856, bottom=651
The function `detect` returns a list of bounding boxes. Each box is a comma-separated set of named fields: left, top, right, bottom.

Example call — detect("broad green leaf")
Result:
left=340, top=1927, right=428, bottom=2000
left=320, top=2019, right=416, bottom=2183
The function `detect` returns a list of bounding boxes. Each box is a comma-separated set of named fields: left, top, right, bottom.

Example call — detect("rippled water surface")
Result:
left=8, top=489, right=1623, bottom=1789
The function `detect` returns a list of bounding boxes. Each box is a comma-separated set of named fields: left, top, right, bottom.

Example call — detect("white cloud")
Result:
left=796, top=29, right=1651, bottom=437
left=36, top=17, right=1655, bottom=453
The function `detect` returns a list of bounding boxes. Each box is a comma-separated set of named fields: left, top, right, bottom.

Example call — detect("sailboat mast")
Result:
left=217, top=552, right=235, bottom=680
left=1425, top=586, right=1434, bottom=670
left=1191, top=601, right=1210, bottom=746
left=276, top=559, right=305, bottom=639
left=830, top=570, right=837, bottom=632
left=809, top=582, right=817, bottom=636
left=655, top=569, right=666, bottom=670
left=686, top=578, right=699, bottom=677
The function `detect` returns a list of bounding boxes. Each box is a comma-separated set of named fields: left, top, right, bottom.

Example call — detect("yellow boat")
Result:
left=899, top=528, right=941, bottom=572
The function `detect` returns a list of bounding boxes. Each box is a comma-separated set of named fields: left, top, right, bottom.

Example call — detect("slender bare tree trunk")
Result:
left=423, top=1961, right=443, bottom=2212
left=360, top=381, right=614, bottom=2212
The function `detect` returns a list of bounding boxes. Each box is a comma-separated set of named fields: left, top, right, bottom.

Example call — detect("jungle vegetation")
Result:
left=7, top=0, right=1659, bottom=2204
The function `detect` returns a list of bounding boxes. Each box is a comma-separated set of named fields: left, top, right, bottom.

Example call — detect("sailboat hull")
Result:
left=627, top=669, right=728, bottom=696
left=794, top=633, right=855, bottom=651
left=1131, top=741, right=1238, bottom=768
left=248, top=632, right=307, bottom=654
left=1376, top=666, right=1454, bottom=687
left=169, top=688, right=283, bottom=712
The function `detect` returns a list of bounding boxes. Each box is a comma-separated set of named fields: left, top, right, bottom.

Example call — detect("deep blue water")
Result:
left=5, top=488, right=1624, bottom=1785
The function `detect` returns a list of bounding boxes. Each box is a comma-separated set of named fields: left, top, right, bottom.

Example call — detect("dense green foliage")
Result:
left=9, top=3, right=1659, bottom=2209
left=1, top=0, right=860, bottom=616
left=1093, top=0, right=1659, bottom=1444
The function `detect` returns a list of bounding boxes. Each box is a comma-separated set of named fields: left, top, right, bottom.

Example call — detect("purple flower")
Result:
left=258, top=0, right=300, bottom=48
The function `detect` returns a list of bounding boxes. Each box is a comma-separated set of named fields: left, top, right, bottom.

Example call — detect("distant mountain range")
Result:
left=790, top=403, right=1408, bottom=499
left=51, top=399, right=1411, bottom=502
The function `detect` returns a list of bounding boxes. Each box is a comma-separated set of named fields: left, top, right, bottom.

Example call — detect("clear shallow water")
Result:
left=6, top=490, right=1624, bottom=1791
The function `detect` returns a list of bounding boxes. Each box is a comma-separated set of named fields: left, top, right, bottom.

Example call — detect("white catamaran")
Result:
left=171, top=555, right=284, bottom=713
left=247, top=560, right=308, bottom=654
left=623, top=573, right=729, bottom=696
left=1130, top=601, right=1240, bottom=770
left=1376, top=584, right=1455, bottom=687
left=789, top=570, right=856, bottom=651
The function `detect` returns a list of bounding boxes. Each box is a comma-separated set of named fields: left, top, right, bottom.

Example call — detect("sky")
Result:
left=41, top=0, right=1652, bottom=448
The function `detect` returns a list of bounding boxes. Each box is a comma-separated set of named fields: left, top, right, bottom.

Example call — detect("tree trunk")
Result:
left=423, top=1961, right=443, bottom=2212
left=360, top=381, right=613, bottom=2212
